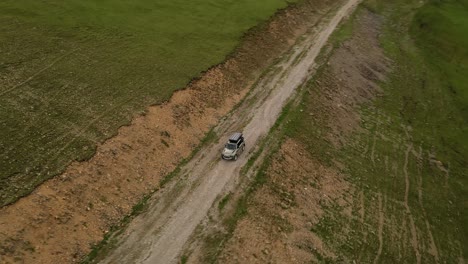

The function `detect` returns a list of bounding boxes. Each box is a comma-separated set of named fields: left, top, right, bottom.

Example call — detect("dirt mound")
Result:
left=0, top=0, right=335, bottom=263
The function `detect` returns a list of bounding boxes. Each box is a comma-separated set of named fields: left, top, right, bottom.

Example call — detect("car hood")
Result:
left=222, top=148, right=235, bottom=156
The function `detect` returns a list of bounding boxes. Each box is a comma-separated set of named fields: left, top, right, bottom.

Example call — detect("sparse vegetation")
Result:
left=218, top=193, right=232, bottom=211
left=200, top=150, right=277, bottom=263
left=180, top=255, right=189, bottom=264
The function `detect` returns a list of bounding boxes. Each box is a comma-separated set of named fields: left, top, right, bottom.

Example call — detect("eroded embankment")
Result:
left=0, top=0, right=335, bottom=263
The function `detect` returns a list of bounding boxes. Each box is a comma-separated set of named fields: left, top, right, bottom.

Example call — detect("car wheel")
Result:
left=234, top=155, right=238, bottom=161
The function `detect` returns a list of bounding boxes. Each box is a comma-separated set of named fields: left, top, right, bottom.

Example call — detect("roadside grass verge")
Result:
left=0, top=0, right=300, bottom=206
left=196, top=101, right=296, bottom=263
left=199, top=142, right=282, bottom=264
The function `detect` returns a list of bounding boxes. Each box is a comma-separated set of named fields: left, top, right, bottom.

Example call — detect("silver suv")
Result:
left=221, top=132, right=246, bottom=161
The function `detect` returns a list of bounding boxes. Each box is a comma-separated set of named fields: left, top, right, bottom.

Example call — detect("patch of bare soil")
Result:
left=215, top=9, right=392, bottom=263
left=0, top=0, right=335, bottom=263
left=316, top=12, right=391, bottom=148
left=218, top=139, right=351, bottom=263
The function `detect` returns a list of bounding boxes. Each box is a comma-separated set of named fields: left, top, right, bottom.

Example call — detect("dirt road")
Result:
left=100, top=0, right=360, bottom=263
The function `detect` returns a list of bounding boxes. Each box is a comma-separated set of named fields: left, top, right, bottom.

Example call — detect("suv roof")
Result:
left=228, top=132, right=243, bottom=143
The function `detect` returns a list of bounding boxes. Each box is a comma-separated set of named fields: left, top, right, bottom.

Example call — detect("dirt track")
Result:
left=100, top=0, right=360, bottom=262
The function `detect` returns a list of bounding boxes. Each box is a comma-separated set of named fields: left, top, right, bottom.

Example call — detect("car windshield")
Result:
left=226, top=143, right=237, bottom=150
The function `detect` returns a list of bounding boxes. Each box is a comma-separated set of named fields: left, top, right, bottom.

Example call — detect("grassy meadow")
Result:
left=0, top=0, right=296, bottom=206
left=282, top=0, right=468, bottom=261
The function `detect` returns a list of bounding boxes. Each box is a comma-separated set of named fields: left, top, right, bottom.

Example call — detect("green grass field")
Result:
left=281, top=0, right=467, bottom=261
left=0, top=0, right=297, bottom=206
